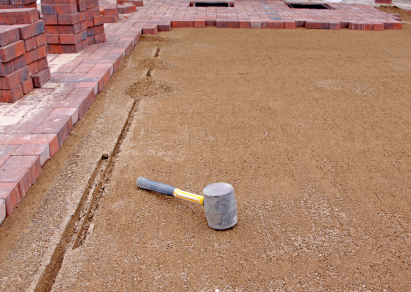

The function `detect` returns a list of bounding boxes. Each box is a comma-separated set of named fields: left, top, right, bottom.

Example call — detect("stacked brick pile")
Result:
left=99, top=0, right=142, bottom=23
left=0, top=9, right=50, bottom=103
left=0, top=0, right=37, bottom=9
left=42, top=0, right=106, bottom=53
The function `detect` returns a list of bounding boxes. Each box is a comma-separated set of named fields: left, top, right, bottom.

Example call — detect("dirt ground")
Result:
left=2, top=20, right=411, bottom=291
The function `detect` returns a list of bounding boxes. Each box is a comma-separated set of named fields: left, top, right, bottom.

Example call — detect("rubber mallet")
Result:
left=136, top=177, right=238, bottom=230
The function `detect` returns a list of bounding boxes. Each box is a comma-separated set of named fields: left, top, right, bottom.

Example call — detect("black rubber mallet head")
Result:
left=136, top=177, right=238, bottom=230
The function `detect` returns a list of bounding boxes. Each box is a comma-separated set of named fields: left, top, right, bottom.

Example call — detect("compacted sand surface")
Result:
left=2, top=23, right=411, bottom=291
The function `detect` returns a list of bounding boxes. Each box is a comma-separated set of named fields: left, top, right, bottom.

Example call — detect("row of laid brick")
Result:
left=0, top=27, right=144, bottom=221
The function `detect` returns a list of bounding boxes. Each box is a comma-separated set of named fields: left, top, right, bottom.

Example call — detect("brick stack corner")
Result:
left=0, top=9, right=50, bottom=103
left=100, top=0, right=142, bottom=24
left=0, top=0, right=37, bottom=9
left=42, top=0, right=106, bottom=54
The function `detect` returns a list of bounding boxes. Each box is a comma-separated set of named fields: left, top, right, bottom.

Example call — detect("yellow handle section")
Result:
left=173, top=189, right=204, bottom=205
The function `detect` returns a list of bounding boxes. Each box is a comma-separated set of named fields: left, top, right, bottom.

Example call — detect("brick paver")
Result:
left=0, top=0, right=403, bottom=223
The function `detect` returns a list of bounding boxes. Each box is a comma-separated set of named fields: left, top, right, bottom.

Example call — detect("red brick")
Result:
left=383, top=21, right=402, bottom=30
left=0, top=8, right=39, bottom=25
left=239, top=21, right=251, bottom=28
left=13, top=143, right=50, bottom=166
left=0, top=84, right=24, bottom=103
left=58, top=12, right=85, bottom=25
left=157, top=21, right=171, bottom=31
left=32, top=111, right=73, bottom=147
left=375, top=0, right=392, bottom=3
left=10, top=0, right=36, bottom=4
left=24, top=45, right=46, bottom=64
left=205, top=20, right=216, bottom=26
left=0, top=156, right=41, bottom=198
left=15, top=20, right=46, bottom=39
left=87, top=24, right=104, bottom=36
left=59, top=30, right=87, bottom=44
left=0, top=183, right=21, bottom=216
left=142, top=24, right=157, bottom=35
left=305, top=21, right=329, bottom=29
left=216, top=20, right=239, bottom=28
left=45, top=23, right=83, bottom=34
left=329, top=22, right=341, bottom=30
left=284, top=21, right=296, bottom=29
left=27, top=60, right=39, bottom=75
left=171, top=20, right=194, bottom=28
left=103, top=6, right=118, bottom=16
left=349, top=22, right=372, bottom=31
left=24, top=36, right=37, bottom=52
left=65, top=87, right=95, bottom=119
left=41, top=3, right=78, bottom=15
left=94, top=33, right=106, bottom=44
left=0, top=145, right=18, bottom=168
left=42, top=14, right=58, bottom=25
left=0, top=40, right=25, bottom=63
left=0, top=27, right=20, bottom=47
left=123, top=0, right=143, bottom=6
left=42, top=0, right=76, bottom=4
left=117, top=3, right=136, bottom=14
left=37, top=57, right=48, bottom=70
left=372, top=23, right=384, bottom=31
left=0, top=55, right=26, bottom=77
left=47, top=34, right=60, bottom=44
left=93, top=15, right=105, bottom=26
left=0, top=134, right=59, bottom=158
left=86, top=6, right=100, bottom=18
left=0, top=0, right=11, bottom=4
left=0, top=66, right=30, bottom=90
left=194, top=20, right=205, bottom=28
left=47, top=42, right=84, bottom=54
left=21, top=78, right=33, bottom=94
left=86, top=0, right=98, bottom=8
left=31, top=67, right=50, bottom=88
left=102, top=14, right=119, bottom=23
left=77, top=0, right=87, bottom=12
left=35, top=33, right=47, bottom=47
left=262, top=21, right=284, bottom=29
left=86, top=17, right=94, bottom=27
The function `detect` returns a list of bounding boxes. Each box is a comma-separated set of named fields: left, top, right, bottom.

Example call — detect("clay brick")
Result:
left=86, top=0, right=98, bottom=8
left=32, top=112, right=73, bottom=147
left=118, top=3, right=136, bottom=14
left=205, top=20, right=216, bottom=26
left=58, top=12, right=85, bottom=25
left=31, top=67, right=50, bottom=88
left=13, top=143, right=50, bottom=166
left=65, top=87, right=95, bottom=119
left=47, top=42, right=84, bottom=54
left=103, top=14, right=119, bottom=23
left=45, top=22, right=83, bottom=34
left=305, top=21, right=329, bottom=29
left=0, top=27, right=20, bottom=47
left=0, top=145, right=18, bottom=168
left=59, top=30, right=87, bottom=44
left=35, top=33, right=47, bottom=47
left=87, top=24, right=104, bottom=36
left=217, top=20, right=239, bottom=28
left=93, top=15, right=105, bottom=26
left=0, top=134, right=59, bottom=158
left=239, top=21, right=251, bottom=28
left=194, top=20, right=205, bottom=28
left=42, top=0, right=76, bottom=4
left=24, top=36, right=37, bottom=52
left=86, top=17, right=94, bottom=27
left=171, top=20, right=193, bottom=28
left=0, top=0, right=10, bottom=4
left=383, top=21, right=401, bottom=30
left=0, top=40, right=25, bottom=63
left=103, top=6, right=118, bottom=16
left=284, top=21, right=296, bottom=29
left=86, top=6, right=100, bottom=18
left=329, top=22, right=341, bottom=30
left=142, top=24, right=157, bottom=35
left=0, top=84, right=24, bottom=102
left=0, top=55, right=26, bottom=77
left=0, top=183, right=21, bottom=216
left=0, top=66, right=30, bottom=90
left=21, top=78, right=33, bottom=94
left=0, top=199, right=5, bottom=223
left=372, top=23, right=384, bottom=31
left=41, top=3, right=78, bottom=15
left=47, top=34, right=60, bottom=44
left=94, top=32, right=106, bottom=43
left=37, top=57, right=48, bottom=70
left=9, top=0, right=36, bottom=5
left=123, top=0, right=143, bottom=6
left=0, top=8, right=39, bottom=25
left=375, top=0, right=391, bottom=3
left=77, top=0, right=87, bottom=12
left=349, top=22, right=372, bottom=31
left=0, top=155, right=41, bottom=198
left=24, top=45, right=46, bottom=64
left=15, top=20, right=45, bottom=40
left=262, top=21, right=284, bottom=29
left=157, top=21, right=171, bottom=31
left=27, top=60, right=39, bottom=75
left=42, top=14, right=58, bottom=25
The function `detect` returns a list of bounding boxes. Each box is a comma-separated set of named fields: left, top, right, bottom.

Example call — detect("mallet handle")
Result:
left=137, top=177, right=175, bottom=196
left=136, top=177, right=204, bottom=205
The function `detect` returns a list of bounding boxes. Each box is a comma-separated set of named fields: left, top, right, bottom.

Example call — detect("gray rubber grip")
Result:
left=136, top=177, right=175, bottom=197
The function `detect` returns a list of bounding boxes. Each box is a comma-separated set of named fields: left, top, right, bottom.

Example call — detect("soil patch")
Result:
left=378, top=5, right=411, bottom=21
